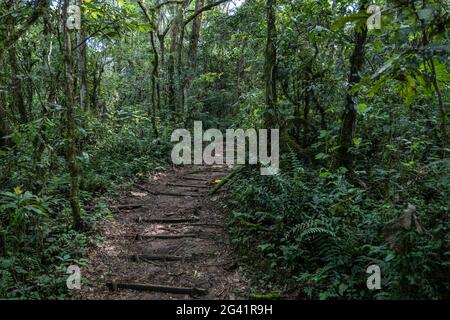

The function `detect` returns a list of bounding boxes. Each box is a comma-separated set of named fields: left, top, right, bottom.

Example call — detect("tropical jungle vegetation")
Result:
left=0, top=0, right=448, bottom=299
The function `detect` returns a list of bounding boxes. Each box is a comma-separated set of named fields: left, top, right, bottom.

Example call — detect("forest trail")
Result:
left=76, top=165, right=249, bottom=300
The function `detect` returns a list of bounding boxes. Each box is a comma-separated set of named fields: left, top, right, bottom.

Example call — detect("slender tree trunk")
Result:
left=429, top=57, right=448, bottom=150
left=23, top=43, right=34, bottom=117
left=167, top=17, right=179, bottom=111
left=0, top=91, right=9, bottom=133
left=8, top=47, right=27, bottom=123
left=177, top=25, right=185, bottom=113
left=338, top=0, right=368, bottom=171
left=303, top=83, right=310, bottom=148
left=236, top=34, right=248, bottom=99
left=8, top=43, right=28, bottom=123
left=183, top=0, right=204, bottom=113
left=76, top=0, right=89, bottom=112
left=150, top=31, right=159, bottom=136
left=62, top=0, right=82, bottom=230
left=264, top=0, right=277, bottom=128
left=91, top=59, right=104, bottom=115
left=157, top=34, right=166, bottom=106
left=188, top=0, right=204, bottom=72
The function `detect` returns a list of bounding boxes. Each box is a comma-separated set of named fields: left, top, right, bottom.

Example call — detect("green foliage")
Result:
left=0, top=188, right=103, bottom=299
left=227, top=151, right=450, bottom=299
left=0, top=111, right=172, bottom=299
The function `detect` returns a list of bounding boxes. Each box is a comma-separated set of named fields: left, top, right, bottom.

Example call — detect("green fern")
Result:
left=298, top=227, right=335, bottom=241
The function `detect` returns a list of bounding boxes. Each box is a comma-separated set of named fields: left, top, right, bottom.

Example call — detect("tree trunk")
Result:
left=167, top=17, right=179, bottom=111
left=264, top=0, right=277, bottom=128
left=429, top=57, right=448, bottom=151
left=76, top=0, right=89, bottom=112
left=157, top=34, right=166, bottom=106
left=150, top=31, right=159, bottom=136
left=0, top=91, right=9, bottom=133
left=177, top=25, right=185, bottom=113
left=5, top=0, right=28, bottom=123
left=188, top=0, right=204, bottom=72
left=91, top=59, right=104, bottom=115
left=8, top=40, right=28, bottom=123
left=62, top=0, right=82, bottom=230
left=183, top=0, right=205, bottom=113
left=338, top=0, right=368, bottom=171
left=236, top=34, right=248, bottom=99
left=23, top=42, right=34, bottom=117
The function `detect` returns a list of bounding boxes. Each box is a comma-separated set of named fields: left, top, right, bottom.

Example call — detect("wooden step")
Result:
left=106, top=282, right=208, bottom=295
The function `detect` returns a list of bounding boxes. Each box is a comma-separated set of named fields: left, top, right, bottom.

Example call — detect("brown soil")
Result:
left=74, top=165, right=249, bottom=299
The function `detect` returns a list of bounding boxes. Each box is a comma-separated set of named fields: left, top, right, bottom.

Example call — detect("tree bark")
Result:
left=150, top=31, right=159, bottom=136
left=8, top=45, right=28, bottom=123
left=76, top=0, right=89, bottom=112
left=188, top=0, right=204, bottom=72
left=183, top=0, right=204, bottom=114
left=62, top=0, right=82, bottom=230
left=5, top=0, right=28, bottom=123
left=264, top=0, right=277, bottom=128
left=0, top=93, right=9, bottom=133
left=177, top=24, right=185, bottom=113
left=167, top=29, right=177, bottom=111
left=338, top=0, right=368, bottom=171
left=137, top=0, right=160, bottom=135
left=429, top=57, right=448, bottom=151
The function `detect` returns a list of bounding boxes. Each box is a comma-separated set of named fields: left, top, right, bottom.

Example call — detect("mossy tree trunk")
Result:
left=62, top=0, right=82, bottom=230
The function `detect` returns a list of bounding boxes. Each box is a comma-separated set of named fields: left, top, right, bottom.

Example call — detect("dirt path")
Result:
left=76, top=165, right=249, bottom=299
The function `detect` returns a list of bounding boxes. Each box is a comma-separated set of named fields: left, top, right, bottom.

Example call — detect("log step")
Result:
left=106, top=282, right=208, bottom=296
left=167, top=183, right=210, bottom=189
left=134, top=233, right=197, bottom=240
left=136, top=217, right=199, bottom=224
left=150, top=191, right=202, bottom=197
left=181, top=177, right=208, bottom=182
left=126, top=254, right=184, bottom=262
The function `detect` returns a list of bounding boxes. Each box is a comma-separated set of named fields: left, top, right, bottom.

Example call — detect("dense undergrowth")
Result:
left=226, top=149, right=449, bottom=299
left=0, top=111, right=172, bottom=299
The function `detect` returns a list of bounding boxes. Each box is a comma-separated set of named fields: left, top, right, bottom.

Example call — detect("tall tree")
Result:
left=264, top=0, right=277, bottom=128
left=182, top=0, right=205, bottom=113
left=6, top=0, right=28, bottom=123
left=62, top=0, right=82, bottom=230
left=338, top=0, right=368, bottom=171
left=76, top=0, right=89, bottom=112
left=137, top=0, right=160, bottom=136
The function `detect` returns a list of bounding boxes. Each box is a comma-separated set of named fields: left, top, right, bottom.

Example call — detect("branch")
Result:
left=159, top=0, right=190, bottom=38
left=72, top=25, right=110, bottom=51
left=155, top=0, right=184, bottom=9
left=137, top=0, right=157, bottom=30
left=3, top=0, right=47, bottom=50
left=160, top=18, right=175, bottom=38
left=183, top=0, right=229, bottom=27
